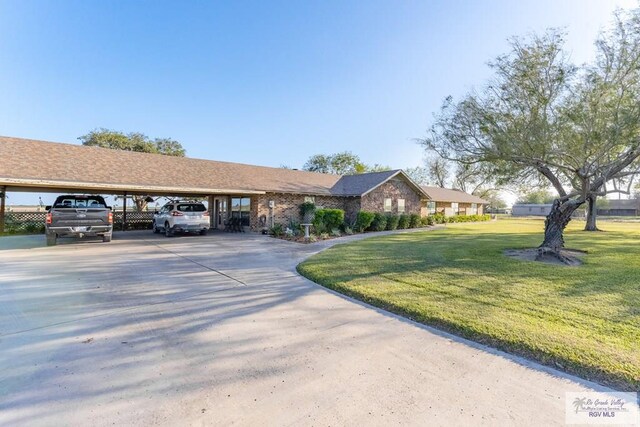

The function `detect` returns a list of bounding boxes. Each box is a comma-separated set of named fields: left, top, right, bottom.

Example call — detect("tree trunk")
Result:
left=538, top=199, right=583, bottom=262
left=584, top=194, right=599, bottom=231
left=133, top=196, right=148, bottom=212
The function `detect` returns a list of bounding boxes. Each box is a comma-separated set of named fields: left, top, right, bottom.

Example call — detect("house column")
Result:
left=208, top=195, right=214, bottom=228
left=122, top=192, right=127, bottom=231
left=0, top=186, right=5, bottom=234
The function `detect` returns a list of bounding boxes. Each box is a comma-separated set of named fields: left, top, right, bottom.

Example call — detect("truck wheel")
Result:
left=46, top=233, right=57, bottom=246
left=165, top=222, right=173, bottom=237
left=199, top=229, right=208, bottom=236
left=103, top=234, right=112, bottom=243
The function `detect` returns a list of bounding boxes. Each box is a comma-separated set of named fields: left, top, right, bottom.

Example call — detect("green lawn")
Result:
left=297, top=219, right=640, bottom=390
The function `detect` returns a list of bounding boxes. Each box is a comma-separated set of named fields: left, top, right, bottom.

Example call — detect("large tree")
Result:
left=78, top=128, right=186, bottom=210
left=303, top=152, right=365, bottom=175
left=302, top=151, right=391, bottom=175
left=421, top=10, right=640, bottom=262
left=425, top=157, right=450, bottom=187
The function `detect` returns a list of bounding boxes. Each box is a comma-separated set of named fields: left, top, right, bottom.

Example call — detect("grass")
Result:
left=297, top=218, right=640, bottom=390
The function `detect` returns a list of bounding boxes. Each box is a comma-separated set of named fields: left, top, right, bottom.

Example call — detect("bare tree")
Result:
left=426, top=157, right=450, bottom=187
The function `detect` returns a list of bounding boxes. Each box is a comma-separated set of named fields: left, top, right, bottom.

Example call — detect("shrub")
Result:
left=312, top=210, right=325, bottom=233
left=324, top=209, right=345, bottom=230
left=24, top=223, right=46, bottom=234
left=343, top=226, right=354, bottom=235
left=308, top=234, right=318, bottom=243
left=397, top=214, right=410, bottom=229
left=288, top=218, right=302, bottom=235
left=313, top=208, right=344, bottom=234
left=270, top=223, right=284, bottom=237
left=386, top=214, right=399, bottom=231
left=320, top=232, right=330, bottom=240
left=354, top=211, right=375, bottom=232
left=330, top=228, right=342, bottom=237
left=432, top=213, right=446, bottom=224
left=369, top=212, right=387, bottom=231
left=409, top=213, right=421, bottom=228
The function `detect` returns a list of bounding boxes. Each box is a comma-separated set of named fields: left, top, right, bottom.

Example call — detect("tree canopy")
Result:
left=516, top=189, right=556, bottom=204
left=79, top=128, right=186, bottom=157
left=78, top=128, right=186, bottom=211
left=421, top=8, right=640, bottom=260
left=302, top=152, right=390, bottom=175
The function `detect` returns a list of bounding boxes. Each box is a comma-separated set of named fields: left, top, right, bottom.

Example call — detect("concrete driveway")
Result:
left=0, top=231, right=610, bottom=426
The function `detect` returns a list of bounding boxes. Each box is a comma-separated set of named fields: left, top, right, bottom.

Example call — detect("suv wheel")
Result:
left=164, top=222, right=173, bottom=237
left=152, top=221, right=159, bottom=234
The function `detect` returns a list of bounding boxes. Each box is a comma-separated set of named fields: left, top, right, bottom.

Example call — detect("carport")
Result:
left=0, top=181, right=263, bottom=233
left=0, top=137, right=265, bottom=234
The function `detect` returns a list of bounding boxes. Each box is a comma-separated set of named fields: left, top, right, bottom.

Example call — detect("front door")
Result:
left=214, top=197, right=227, bottom=230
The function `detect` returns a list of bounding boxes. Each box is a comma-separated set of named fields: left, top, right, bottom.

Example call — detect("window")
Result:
left=451, top=202, right=459, bottom=215
left=384, top=198, right=392, bottom=212
left=426, top=201, right=436, bottom=215
left=177, top=204, right=207, bottom=212
left=470, top=203, right=478, bottom=215
left=397, top=199, right=405, bottom=213
left=304, top=196, right=315, bottom=204
left=231, top=197, right=251, bottom=226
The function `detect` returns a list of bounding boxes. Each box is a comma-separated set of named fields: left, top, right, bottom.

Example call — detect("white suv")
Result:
left=153, top=201, right=210, bottom=237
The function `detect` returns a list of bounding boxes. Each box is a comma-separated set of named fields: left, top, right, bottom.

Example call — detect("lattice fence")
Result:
left=1, top=210, right=156, bottom=234
left=1, top=211, right=47, bottom=234
left=113, top=211, right=155, bottom=230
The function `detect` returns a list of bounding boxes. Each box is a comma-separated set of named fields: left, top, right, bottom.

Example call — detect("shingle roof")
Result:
left=421, top=186, right=488, bottom=204
left=0, top=136, right=428, bottom=198
left=331, top=170, right=401, bottom=196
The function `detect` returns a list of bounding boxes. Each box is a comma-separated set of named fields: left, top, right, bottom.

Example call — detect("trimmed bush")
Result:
left=385, top=214, right=399, bottom=231
left=313, top=208, right=345, bottom=234
left=369, top=213, right=387, bottom=231
left=397, top=214, right=410, bottom=229
left=354, top=211, right=375, bottom=232
left=409, top=213, right=421, bottom=228
left=422, top=213, right=491, bottom=225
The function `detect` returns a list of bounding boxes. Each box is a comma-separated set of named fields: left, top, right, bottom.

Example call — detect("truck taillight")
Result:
left=46, top=213, right=52, bottom=224
left=203, top=211, right=210, bottom=216
left=108, top=212, right=113, bottom=224
left=171, top=211, right=184, bottom=216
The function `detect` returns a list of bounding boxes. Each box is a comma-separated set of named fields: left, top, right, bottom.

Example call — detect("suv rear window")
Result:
left=54, top=197, right=106, bottom=208
left=177, top=204, right=206, bottom=212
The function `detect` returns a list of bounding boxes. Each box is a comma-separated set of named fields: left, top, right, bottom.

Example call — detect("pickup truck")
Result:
left=45, top=195, right=113, bottom=246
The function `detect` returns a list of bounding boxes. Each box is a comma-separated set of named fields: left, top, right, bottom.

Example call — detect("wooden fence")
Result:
left=1, top=211, right=155, bottom=234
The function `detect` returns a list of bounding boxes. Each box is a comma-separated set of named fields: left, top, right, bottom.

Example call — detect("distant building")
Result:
left=512, top=203, right=585, bottom=218
left=512, top=204, right=553, bottom=217
left=597, top=199, right=639, bottom=216
left=420, top=187, right=488, bottom=217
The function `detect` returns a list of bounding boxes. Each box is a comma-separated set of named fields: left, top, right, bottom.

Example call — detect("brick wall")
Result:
left=423, top=201, right=484, bottom=216
left=250, top=193, right=352, bottom=231
left=360, top=178, right=422, bottom=215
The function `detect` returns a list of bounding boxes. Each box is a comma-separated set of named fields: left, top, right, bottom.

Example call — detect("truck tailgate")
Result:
left=52, top=209, right=110, bottom=227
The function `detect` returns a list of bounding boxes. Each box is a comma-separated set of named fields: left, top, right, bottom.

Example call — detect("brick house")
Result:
left=420, top=186, right=488, bottom=217
left=0, top=136, right=485, bottom=232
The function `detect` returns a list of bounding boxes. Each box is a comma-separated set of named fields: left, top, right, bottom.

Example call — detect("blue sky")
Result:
left=0, top=0, right=635, bottom=205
